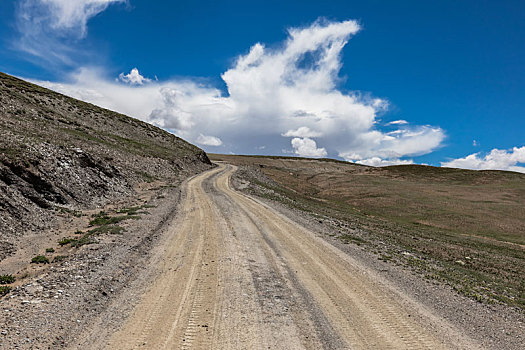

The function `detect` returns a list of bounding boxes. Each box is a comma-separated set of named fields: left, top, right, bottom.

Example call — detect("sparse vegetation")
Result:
left=212, top=154, right=525, bottom=309
left=58, top=221, right=126, bottom=250
left=0, top=286, right=11, bottom=296
left=116, top=204, right=154, bottom=216
left=31, top=255, right=49, bottom=264
left=59, top=235, right=93, bottom=248
left=58, top=238, right=75, bottom=246
left=46, top=247, right=55, bottom=253
left=87, top=225, right=125, bottom=235
left=0, top=274, right=16, bottom=284
left=339, top=234, right=367, bottom=246
left=70, top=235, right=94, bottom=247
left=55, top=206, right=82, bottom=217
left=137, top=171, right=157, bottom=183
left=0, top=71, right=211, bottom=249
left=53, top=255, right=67, bottom=262
left=89, top=211, right=140, bottom=226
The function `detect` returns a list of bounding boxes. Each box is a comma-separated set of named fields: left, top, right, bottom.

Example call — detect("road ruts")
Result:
left=106, top=164, right=479, bottom=350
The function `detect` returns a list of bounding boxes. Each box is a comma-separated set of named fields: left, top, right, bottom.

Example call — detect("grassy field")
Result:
left=210, top=154, right=525, bottom=310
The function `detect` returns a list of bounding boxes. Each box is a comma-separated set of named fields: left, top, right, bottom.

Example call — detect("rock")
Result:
left=25, top=283, right=43, bottom=294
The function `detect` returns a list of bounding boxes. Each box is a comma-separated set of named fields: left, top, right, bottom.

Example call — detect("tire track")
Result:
left=104, top=163, right=478, bottom=349
left=218, top=164, right=476, bottom=350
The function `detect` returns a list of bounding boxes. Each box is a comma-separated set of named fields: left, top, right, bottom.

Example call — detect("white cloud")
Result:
left=385, top=120, right=408, bottom=125
left=355, top=157, right=414, bottom=167
left=15, top=0, right=124, bottom=64
left=441, top=146, right=525, bottom=173
left=119, top=68, right=151, bottom=85
left=38, top=0, right=124, bottom=35
left=196, top=134, right=223, bottom=146
left=291, top=138, right=327, bottom=158
left=473, top=139, right=478, bottom=146
left=29, top=19, right=444, bottom=164
left=32, top=67, right=163, bottom=119
left=339, top=126, right=444, bottom=161
left=282, top=126, right=322, bottom=138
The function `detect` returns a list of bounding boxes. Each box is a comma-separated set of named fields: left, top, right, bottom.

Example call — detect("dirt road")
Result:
left=103, top=164, right=478, bottom=349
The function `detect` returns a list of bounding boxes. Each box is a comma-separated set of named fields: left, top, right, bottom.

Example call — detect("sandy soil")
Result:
left=75, top=164, right=482, bottom=349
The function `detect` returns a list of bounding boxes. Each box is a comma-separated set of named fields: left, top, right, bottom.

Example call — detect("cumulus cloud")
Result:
left=15, top=0, right=124, bottom=64
left=338, top=126, right=444, bottom=162
left=291, top=138, right=327, bottom=158
left=119, top=68, right=151, bottom=85
left=282, top=126, right=322, bottom=138
left=29, top=19, right=445, bottom=164
left=441, top=146, right=525, bottom=173
left=196, top=134, right=223, bottom=146
left=355, top=157, right=414, bottom=167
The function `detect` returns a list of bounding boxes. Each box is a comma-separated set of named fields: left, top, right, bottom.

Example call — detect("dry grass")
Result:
left=211, top=154, right=525, bottom=309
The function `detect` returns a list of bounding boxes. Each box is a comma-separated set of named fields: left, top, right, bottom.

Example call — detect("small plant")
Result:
left=116, top=206, right=141, bottom=215
left=0, top=274, right=16, bottom=284
left=31, top=255, right=49, bottom=264
left=55, top=206, right=82, bottom=217
left=117, top=204, right=155, bottom=216
left=53, top=255, right=67, bottom=262
left=70, top=235, right=93, bottom=247
left=91, top=215, right=139, bottom=226
left=87, top=225, right=125, bottom=235
left=58, top=238, right=75, bottom=246
left=46, top=248, right=55, bottom=253
left=339, top=234, right=367, bottom=246
left=91, top=211, right=107, bottom=218
left=89, top=211, right=138, bottom=226
left=0, top=286, right=11, bottom=296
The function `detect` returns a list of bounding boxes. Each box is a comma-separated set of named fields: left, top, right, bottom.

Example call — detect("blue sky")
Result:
left=1, top=0, right=524, bottom=171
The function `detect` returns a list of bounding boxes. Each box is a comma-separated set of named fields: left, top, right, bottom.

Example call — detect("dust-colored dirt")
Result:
left=78, top=164, right=480, bottom=349
left=209, top=154, right=525, bottom=311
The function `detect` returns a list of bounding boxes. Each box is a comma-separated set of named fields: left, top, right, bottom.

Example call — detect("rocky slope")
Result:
left=0, top=72, right=211, bottom=260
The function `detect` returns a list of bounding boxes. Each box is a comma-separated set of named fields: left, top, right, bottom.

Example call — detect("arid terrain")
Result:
left=0, top=73, right=213, bottom=348
left=0, top=74, right=524, bottom=349
left=211, top=154, right=525, bottom=311
left=70, top=164, right=523, bottom=349
left=0, top=72, right=211, bottom=246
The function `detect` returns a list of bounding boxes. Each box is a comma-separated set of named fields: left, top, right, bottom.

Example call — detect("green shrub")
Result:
left=53, top=255, right=67, bottom=262
left=91, top=211, right=107, bottom=218
left=0, top=274, right=15, bottom=285
left=58, top=238, right=75, bottom=246
left=89, top=211, right=140, bottom=226
left=0, top=286, right=11, bottom=296
left=45, top=248, right=55, bottom=253
left=116, top=206, right=141, bottom=215
left=87, top=225, right=125, bottom=235
left=31, top=255, right=49, bottom=264
left=70, top=235, right=93, bottom=247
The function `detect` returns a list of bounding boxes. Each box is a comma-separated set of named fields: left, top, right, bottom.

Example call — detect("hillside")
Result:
left=210, top=154, right=525, bottom=310
left=0, top=72, right=211, bottom=257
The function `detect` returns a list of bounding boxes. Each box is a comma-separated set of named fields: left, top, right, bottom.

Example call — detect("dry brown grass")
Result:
left=211, top=154, right=525, bottom=309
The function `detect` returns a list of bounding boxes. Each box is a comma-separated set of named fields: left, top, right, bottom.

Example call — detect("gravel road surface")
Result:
left=80, top=164, right=481, bottom=349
